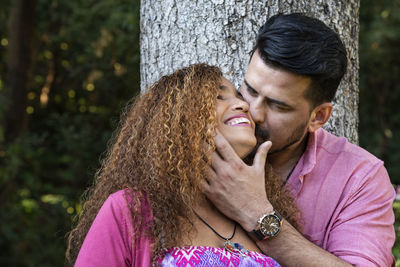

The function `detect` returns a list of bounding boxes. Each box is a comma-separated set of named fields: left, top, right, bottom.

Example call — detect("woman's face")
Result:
left=216, top=78, right=257, bottom=158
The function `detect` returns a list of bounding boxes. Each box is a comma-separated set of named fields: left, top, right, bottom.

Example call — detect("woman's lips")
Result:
left=224, top=115, right=252, bottom=127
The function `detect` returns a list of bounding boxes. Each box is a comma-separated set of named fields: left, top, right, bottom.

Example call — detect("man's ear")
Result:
left=308, top=102, right=332, bottom=133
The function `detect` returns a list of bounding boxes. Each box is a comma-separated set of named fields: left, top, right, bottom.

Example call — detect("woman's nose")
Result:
left=231, top=98, right=250, bottom=112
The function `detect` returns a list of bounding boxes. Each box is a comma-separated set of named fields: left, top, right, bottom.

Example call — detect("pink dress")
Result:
left=155, top=246, right=281, bottom=266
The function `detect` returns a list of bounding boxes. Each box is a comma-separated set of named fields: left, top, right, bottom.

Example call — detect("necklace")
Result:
left=283, top=134, right=308, bottom=186
left=194, top=211, right=248, bottom=256
left=194, top=211, right=236, bottom=240
left=282, top=163, right=296, bottom=186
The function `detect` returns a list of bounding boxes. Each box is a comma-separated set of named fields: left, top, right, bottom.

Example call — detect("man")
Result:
left=204, top=13, right=395, bottom=266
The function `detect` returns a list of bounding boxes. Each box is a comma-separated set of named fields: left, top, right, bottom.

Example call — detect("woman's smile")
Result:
left=224, top=114, right=252, bottom=127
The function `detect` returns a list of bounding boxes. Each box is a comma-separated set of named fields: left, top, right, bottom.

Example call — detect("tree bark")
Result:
left=140, top=0, right=359, bottom=143
left=3, top=0, right=37, bottom=143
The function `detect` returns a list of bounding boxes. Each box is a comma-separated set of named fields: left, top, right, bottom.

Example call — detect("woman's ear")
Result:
left=307, top=103, right=333, bottom=133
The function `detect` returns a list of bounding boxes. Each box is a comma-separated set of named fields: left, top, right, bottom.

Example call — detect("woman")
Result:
left=67, top=64, right=301, bottom=266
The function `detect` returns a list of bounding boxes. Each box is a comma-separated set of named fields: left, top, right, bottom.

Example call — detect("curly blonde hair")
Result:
left=66, top=64, right=301, bottom=264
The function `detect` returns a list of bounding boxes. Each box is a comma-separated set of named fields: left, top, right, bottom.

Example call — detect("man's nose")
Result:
left=249, top=100, right=265, bottom=123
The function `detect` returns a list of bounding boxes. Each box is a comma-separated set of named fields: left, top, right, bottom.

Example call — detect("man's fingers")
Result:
left=201, top=179, right=210, bottom=192
left=213, top=129, right=240, bottom=162
left=253, top=141, right=272, bottom=169
left=203, top=166, right=218, bottom=193
left=211, top=151, right=225, bottom=170
left=206, top=165, right=217, bottom=183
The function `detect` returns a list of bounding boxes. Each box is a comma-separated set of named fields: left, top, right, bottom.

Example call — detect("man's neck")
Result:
left=268, top=134, right=309, bottom=182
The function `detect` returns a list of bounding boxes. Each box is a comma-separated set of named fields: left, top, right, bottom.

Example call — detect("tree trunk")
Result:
left=140, top=0, right=359, bottom=144
left=2, top=0, right=37, bottom=143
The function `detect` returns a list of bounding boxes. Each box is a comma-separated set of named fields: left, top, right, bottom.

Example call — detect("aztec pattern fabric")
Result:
left=154, top=246, right=281, bottom=267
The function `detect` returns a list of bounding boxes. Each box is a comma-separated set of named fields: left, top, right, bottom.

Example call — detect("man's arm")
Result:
left=204, top=131, right=351, bottom=267
left=323, top=162, right=395, bottom=266
left=249, top=217, right=352, bottom=267
left=258, top=162, right=395, bottom=267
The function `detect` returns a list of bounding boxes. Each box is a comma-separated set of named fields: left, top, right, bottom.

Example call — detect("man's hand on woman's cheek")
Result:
left=203, top=129, right=274, bottom=231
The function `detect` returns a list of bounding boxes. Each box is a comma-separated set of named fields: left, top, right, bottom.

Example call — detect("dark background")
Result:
left=0, top=0, right=398, bottom=265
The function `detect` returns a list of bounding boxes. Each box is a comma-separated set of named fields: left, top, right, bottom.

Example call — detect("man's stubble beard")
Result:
left=252, top=121, right=308, bottom=156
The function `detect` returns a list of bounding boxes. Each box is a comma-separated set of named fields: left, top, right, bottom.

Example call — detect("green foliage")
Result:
left=0, top=117, right=110, bottom=265
left=0, top=0, right=140, bottom=265
left=394, top=190, right=400, bottom=265
left=359, top=1, right=400, bottom=263
left=359, top=0, right=400, bottom=184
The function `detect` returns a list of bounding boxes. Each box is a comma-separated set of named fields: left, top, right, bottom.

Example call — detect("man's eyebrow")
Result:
left=244, top=79, right=291, bottom=108
left=266, top=96, right=291, bottom=108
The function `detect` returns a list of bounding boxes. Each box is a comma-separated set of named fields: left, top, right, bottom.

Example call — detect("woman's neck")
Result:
left=185, top=195, right=236, bottom=244
left=194, top=195, right=230, bottom=222
left=181, top=194, right=260, bottom=252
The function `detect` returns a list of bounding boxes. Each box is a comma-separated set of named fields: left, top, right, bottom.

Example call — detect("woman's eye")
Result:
left=217, top=95, right=224, bottom=100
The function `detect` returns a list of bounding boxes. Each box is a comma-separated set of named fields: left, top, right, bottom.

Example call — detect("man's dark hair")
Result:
left=252, top=13, right=347, bottom=106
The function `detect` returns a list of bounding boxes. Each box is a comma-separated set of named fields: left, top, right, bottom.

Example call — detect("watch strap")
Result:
left=273, top=209, right=282, bottom=220
left=250, top=228, right=266, bottom=241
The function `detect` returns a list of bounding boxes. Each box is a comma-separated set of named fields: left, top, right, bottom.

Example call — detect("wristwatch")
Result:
left=250, top=209, right=283, bottom=240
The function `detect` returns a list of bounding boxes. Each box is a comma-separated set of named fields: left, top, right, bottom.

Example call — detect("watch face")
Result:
left=260, top=214, right=281, bottom=237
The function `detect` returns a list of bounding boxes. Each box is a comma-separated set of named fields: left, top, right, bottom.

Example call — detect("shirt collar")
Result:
left=299, top=128, right=318, bottom=177
left=286, top=128, right=320, bottom=194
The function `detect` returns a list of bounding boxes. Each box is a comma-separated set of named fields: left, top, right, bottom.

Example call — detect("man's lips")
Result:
left=224, top=114, right=252, bottom=127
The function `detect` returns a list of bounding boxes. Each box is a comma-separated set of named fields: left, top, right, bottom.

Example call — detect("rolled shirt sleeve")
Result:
left=326, top=163, right=395, bottom=266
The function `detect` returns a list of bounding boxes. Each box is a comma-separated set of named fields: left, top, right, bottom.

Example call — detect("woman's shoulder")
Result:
left=106, top=189, right=152, bottom=218
left=108, top=188, right=135, bottom=202
left=75, top=190, right=152, bottom=266
left=94, top=190, right=131, bottom=224
left=104, top=189, right=130, bottom=210
left=108, top=189, right=128, bottom=201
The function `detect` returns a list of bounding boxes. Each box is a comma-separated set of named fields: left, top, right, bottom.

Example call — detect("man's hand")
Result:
left=203, top=129, right=273, bottom=232
left=203, top=130, right=353, bottom=267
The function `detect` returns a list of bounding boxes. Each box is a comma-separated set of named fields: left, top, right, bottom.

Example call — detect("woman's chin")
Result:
left=232, top=143, right=257, bottom=159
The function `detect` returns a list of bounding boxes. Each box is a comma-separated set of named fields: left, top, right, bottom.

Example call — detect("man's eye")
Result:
left=277, top=106, right=287, bottom=111
left=247, top=86, right=258, bottom=96
left=274, top=104, right=290, bottom=111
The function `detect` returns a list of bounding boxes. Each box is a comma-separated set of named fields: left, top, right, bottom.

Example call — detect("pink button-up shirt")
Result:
left=287, top=128, right=395, bottom=266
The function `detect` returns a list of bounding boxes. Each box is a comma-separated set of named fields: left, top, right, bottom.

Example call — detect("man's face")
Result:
left=240, top=51, right=313, bottom=154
